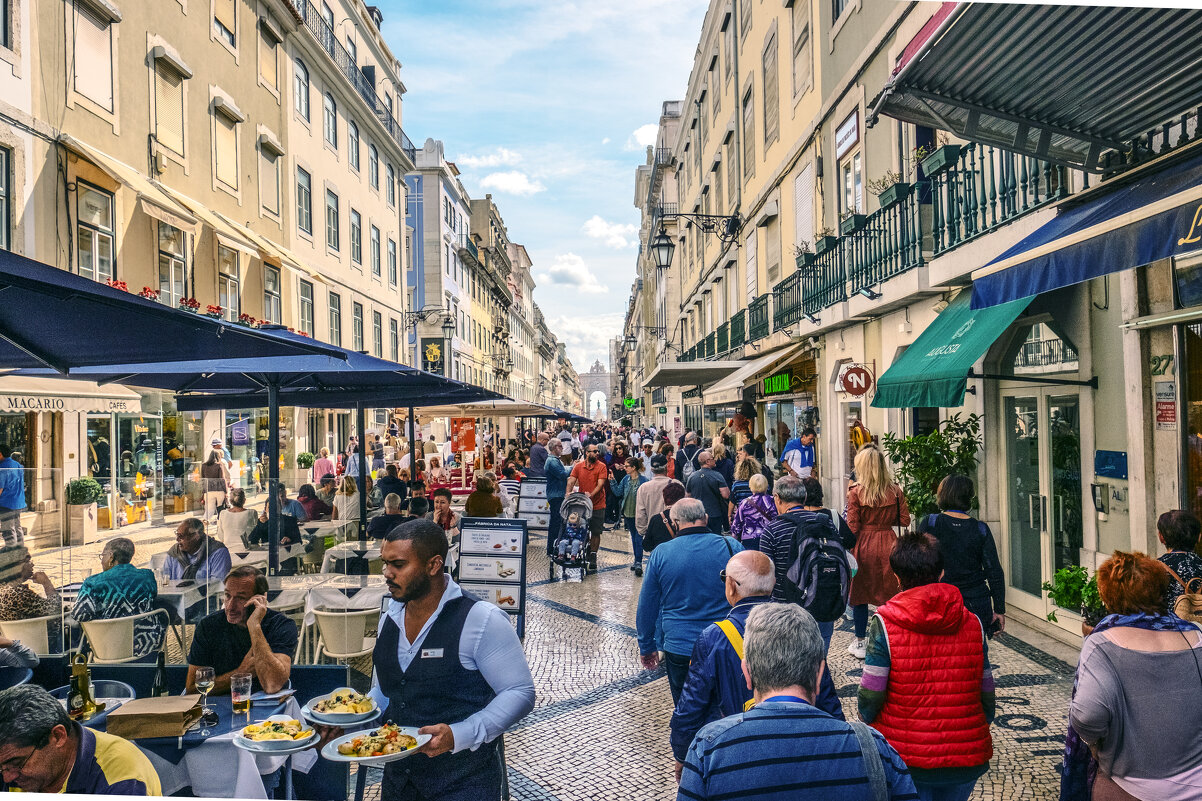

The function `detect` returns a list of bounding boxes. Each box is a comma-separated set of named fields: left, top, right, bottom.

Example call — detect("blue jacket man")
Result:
left=636, top=498, right=743, bottom=704
left=670, top=551, right=776, bottom=766
left=0, top=446, right=25, bottom=546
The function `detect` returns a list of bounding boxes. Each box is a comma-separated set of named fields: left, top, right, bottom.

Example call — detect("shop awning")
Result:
left=0, top=376, right=142, bottom=413
left=703, top=344, right=802, bottom=406
left=869, top=3, right=1202, bottom=172
left=872, top=291, right=1028, bottom=409
left=971, top=149, right=1202, bottom=309
left=642, top=360, right=745, bottom=390
left=60, top=136, right=200, bottom=236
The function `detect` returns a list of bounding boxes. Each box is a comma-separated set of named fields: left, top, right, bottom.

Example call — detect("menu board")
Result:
left=516, top=478, right=549, bottom=532
left=458, top=516, right=527, bottom=617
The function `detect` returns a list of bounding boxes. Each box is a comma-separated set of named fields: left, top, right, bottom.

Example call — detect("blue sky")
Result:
left=379, top=0, right=708, bottom=372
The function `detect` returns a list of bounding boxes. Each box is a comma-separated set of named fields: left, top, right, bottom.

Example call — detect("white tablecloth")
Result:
left=230, top=543, right=308, bottom=569
left=320, top=543, right=383, bottom=573
left=136, top=697, right=318, bottom=799
left=300, top=520, right=355, bottom=540
left=304, top=575, right=388, bottom=626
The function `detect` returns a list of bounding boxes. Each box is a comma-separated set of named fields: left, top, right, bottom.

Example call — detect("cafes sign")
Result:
left=763, top=370, right=793, bottom=396
left=0, top=394, right=141, bottom=414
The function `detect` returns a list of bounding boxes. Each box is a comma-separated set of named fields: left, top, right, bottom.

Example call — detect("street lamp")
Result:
left=404, top=306, right=456, bottom=376
left=650, top=227, right=675, bottom=270
left=651, top=210, right=742, bottom=271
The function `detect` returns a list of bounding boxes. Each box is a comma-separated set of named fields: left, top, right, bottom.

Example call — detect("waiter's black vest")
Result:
left=374, top=595, right=500, bottom=800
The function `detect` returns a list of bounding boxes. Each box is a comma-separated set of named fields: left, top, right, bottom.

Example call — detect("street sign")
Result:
left=763, top=371, right=792, bottom=396
left=658, top=406, right=667, bottom=414
left=837, top=363, right=873, bottom=396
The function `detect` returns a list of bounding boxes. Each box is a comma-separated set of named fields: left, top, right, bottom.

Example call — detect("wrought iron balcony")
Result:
left=928, top=142, right=1068, bottom=256
left=457, top=235, right=479, bottom=263
left=803, top=244, right=847, bottom=316
left=773, top=272, right=803, bottom=330
left=729, top=308, right=746, bottom=350
left=845, top=183, right=927, bottom=294
left=704, top=332, right=716, bottom=358
left=748, top=295, right=770, bottom=341
left=716, top=321, right=729, bottom=354
left=654, top=147, right=673, bottom=166
left=291, top=0, right=417, bottom=163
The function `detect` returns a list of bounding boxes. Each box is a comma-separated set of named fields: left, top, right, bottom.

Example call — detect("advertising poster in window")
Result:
left=451, top=417, right=476, bottom=453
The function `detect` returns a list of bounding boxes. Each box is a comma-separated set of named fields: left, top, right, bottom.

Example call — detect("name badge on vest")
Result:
left=420, top=648, right=444, bottom=659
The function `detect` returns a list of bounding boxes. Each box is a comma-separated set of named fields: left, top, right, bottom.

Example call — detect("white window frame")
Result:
left=263, top=263, right=282, bottom=324
left=76, top=180, right=115, bottom=282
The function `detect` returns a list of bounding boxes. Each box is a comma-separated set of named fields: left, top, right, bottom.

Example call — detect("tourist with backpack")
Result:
left=800, top=477, right=856, bottom=550
left=846, top=447, right=911, bottom=660
left=758, top=475, right=850, bottom=719
left=729, top=474, right=776, bottom=550
left=917, top=474, right=1006, bottom=638
left=676, top=432, right=702, bottom=483
left=857, top=531, right=995, bottom=801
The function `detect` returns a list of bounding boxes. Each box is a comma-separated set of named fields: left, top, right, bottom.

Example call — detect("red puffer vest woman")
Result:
left=871, top=582, right=993, bottom=769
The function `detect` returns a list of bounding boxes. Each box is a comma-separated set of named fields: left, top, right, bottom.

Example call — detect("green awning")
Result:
left=872, top=291, right=1029, bottom=409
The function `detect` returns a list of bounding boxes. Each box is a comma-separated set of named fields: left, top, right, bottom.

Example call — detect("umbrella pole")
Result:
left=267, top=381, right=280, bottom=576
left=357, top=403, right=367, bottom=544
left=407, top=406, right=415, bottom=470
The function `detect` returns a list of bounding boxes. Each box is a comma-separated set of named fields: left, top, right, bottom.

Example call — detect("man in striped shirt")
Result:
left=678, top=604, right=917, bottom=801
left=498, top=467, right=522, bottom=500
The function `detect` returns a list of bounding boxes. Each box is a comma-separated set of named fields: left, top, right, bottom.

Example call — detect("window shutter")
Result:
left=215, top=113, right=238, bottom=188
left=742, top=87, right=755, bottom=178
left=259, top=28, right=277, bottom=87
left=214, top=0, right=237, bottom=35
left=745, top=228, right=758, bottom=302
left=73, top=4, right=113, bottom=110
left=794, top=163, right=815, bottom=248
left=763, top=32, right=779, bottom=146
left=765, top=219, right=782, bottom=285
left=155, top=64, right=185, bottom=154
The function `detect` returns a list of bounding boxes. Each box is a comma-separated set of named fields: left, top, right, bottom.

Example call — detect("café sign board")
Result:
left=763, top=370, right=793, bottom=396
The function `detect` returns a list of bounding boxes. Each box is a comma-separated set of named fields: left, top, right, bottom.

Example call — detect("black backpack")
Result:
left=781, top=511, right=852, bottom=622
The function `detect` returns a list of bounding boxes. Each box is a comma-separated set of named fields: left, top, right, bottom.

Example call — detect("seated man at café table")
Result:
left=162, top=518, right=232, bottom=581
left=374, top=464, right=409, bottom=505
left=249, top=501, right=303, bottom=547
left=0, top=685, right=160, bottom=795
left=186, top=566, right=296, bottom=695
left=71, top=537, right=163, bottom=656
left=315, top=521, right=535, bottom=801
left=275, top=485, right=308, bottom=522
left=368, top=493, right=409, bottom=539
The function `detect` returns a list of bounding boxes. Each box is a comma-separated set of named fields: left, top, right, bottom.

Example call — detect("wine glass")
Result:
left=194, top=666, right=215, bottom=729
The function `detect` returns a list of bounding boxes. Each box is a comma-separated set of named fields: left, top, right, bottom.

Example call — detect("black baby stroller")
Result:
left=549, top=492, right=593, bottom=582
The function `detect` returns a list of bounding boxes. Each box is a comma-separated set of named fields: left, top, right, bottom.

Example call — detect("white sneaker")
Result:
left=848, top=637, right=867, bottom=660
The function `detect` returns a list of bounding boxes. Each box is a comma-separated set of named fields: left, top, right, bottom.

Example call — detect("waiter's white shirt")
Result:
left=368, top=578, right=535, bottom=753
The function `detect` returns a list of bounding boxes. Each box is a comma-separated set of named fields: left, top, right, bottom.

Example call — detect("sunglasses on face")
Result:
left=719, top=569, right=740, bottom=586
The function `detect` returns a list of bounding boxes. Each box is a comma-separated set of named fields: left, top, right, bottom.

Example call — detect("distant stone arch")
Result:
left=578, top=360, right=613, bottom=419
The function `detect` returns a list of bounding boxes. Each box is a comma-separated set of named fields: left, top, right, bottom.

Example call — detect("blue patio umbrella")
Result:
left=19, top=331, right=503, bottom=568
left=0, top=250, right=344, bottom=370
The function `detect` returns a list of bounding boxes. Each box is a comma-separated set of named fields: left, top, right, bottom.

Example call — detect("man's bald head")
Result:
left=537, top=433, right=549, bottom=444
left=725, top=550, right=776, bottom=600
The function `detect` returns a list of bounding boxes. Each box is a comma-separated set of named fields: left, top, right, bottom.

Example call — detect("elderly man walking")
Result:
left=677, top=604, right=918, bottom=801
left=636, top=499, right=743, bottom=704
left=670, top=551, right=776, bottom=779
left=635, top=454, right=684, bottom=540
left=685, top=450, right=730, bottom=534
left=527, top=433, right=550, bottom=477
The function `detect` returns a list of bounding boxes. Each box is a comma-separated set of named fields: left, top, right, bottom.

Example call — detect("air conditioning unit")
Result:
left=152, top=152, right=168, bottom=175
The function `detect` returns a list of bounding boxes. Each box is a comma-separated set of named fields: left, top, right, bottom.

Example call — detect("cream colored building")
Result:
left=507, top=243, right=538, bottom=403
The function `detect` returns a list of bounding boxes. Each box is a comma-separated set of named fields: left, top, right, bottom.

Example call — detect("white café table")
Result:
left=229, top=543, right=308, bottom=570
left=319, top=542, right=383, bottom=574
left=302, top=574, right=388, bottom=626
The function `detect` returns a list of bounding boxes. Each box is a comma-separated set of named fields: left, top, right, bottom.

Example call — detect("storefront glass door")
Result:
left=1001, top=389, right=1083, bottom=617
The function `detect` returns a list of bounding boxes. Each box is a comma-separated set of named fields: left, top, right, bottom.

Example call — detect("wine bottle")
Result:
left=68, top=654, right=98, bottom=721
left=150, top=650, right=168, bottom=697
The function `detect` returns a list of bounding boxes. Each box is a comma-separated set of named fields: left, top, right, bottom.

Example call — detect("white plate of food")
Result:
left=303, top=688, right=378, bottom=725
left=234, top=715, right=317, bottom=754
left=320, top=723, right=430, bottom=765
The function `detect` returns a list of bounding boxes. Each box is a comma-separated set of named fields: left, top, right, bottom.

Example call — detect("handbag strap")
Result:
left=848, top=721, right=889, bottom=801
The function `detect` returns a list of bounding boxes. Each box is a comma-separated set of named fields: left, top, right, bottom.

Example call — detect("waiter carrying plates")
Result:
left=319, top=519, right=535, bottom=800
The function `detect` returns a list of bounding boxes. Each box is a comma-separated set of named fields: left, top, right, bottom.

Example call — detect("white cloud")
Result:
left=625, top=123, right=658, bottom=151
left=456, top=147, right=522, bottom=170
left=546, top=312, right=624, bottom=370
left=601, top=137, right=611, bottom=145
left=479, top=171, right=546, bottom=196
left=582, top=215, right=640, bottom=249
left=535, top=253, right=608, bottom=294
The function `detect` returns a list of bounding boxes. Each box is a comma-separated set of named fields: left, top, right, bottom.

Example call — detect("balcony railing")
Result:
left=457, top=235, right=479, bottom=263
left=729, top=308, right=746, bottom=350
left=1015, top=338, right=1080, bottom=369
left=291, top=0, right=417, bottom=163
left=929, top=143, right=1068, bottom=256
left=748, top=295, right=770, bottom=341
left=705, top=332, right=716, bottom=359
left=773, top=272, right=803, bottom=330
left=654, top=147, right=672, bottom=166
left=716, top=321, right=729, bottom=354
left=846, top=183, right=927, bottom=294
left=803, top=243, right=846, bottom=316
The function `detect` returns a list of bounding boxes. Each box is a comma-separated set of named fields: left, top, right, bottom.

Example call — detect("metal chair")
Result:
left=79, top=609, right=172, bottom=664
left=49, top=679, right=136, bottom=701
left=273, top=597, right=310, bottom=663
left=312, top=608, right=378, bottom=662
left=0, top=614, right=60, bottom=656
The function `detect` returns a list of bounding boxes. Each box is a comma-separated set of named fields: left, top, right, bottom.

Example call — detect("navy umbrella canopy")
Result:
left=0, top=250, right=344, bottom=369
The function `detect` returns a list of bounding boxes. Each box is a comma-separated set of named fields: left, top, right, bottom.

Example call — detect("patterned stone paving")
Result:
left=363, top=522, right=1075, bottom=800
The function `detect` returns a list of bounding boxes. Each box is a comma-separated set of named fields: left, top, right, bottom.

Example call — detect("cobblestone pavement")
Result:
left=500, top=526, right=1073, bottom=801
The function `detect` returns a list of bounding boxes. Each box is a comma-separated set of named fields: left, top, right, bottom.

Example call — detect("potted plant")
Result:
left=881, top=413, right=983, bottom=519
left=296, top=451, right=315, bottom=471
left=65, top=477, right=104, bottom=546
left=178, top=297, right=201, bottom=313
left=839, top=209, right=868, bottom=235
left=814, top=228, right=838, bottom=255
left=1043, top=565, right=1107, bottom=632
left=105, top=279, right=128, bottom=292
left=868, top=170, right=911, bottom=210
left=793, top=241, right=814, bottom=268
left=915, top=135, right=961, bottom=177
left=138, top=286, right=161, bottom=301
left=204, top=304, right=223, bottom=319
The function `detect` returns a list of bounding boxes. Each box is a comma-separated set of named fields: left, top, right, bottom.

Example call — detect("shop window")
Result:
left=299, top=279, right=314, bottom=336
left=350, top=209, right=362, bottom=265
left=157, top=223, right=186, bottom=307
left=328, top=291, right=342, bottom=346
left=263, top=264, right=281, bottom=324
left=77, top=182, right=115, bottom=282
left=218, top=246, right=239, bottom=321
left=352, top=301, right=364, bottom=351
left=73, top=1, right=114, bottom=111
left=296, top=167, right=312, bottom=235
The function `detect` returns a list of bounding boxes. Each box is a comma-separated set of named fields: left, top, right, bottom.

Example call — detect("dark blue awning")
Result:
left=972, top=150, right=1202, bottom=309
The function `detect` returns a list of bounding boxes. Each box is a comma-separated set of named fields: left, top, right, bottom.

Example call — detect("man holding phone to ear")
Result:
left=185, top=566, right=297, bottom=695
